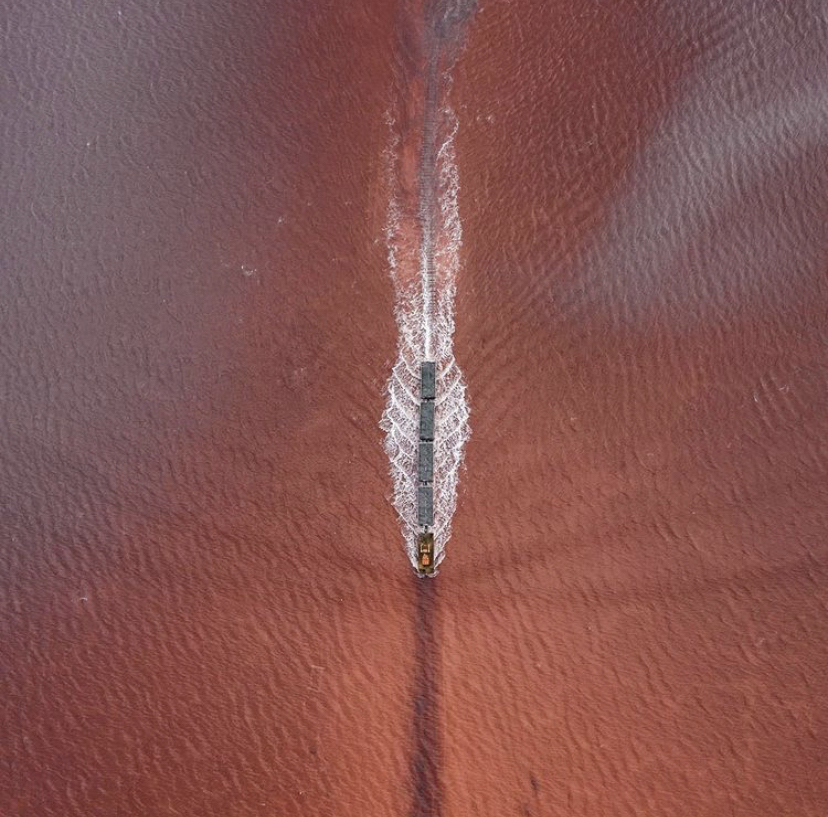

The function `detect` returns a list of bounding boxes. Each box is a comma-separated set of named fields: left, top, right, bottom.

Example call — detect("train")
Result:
left=416, top=361, right=436, bottom=575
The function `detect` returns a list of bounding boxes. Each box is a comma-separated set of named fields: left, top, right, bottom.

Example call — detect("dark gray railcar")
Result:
left=418, top=485, right=434, bottom=526
left=419, top=401, right=435, bottom=441
left=421, top=361, right=436, bottom=400
left=418, top=441, right=434, bottom=482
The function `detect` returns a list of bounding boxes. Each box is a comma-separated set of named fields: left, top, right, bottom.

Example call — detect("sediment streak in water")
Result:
left=380, top=2, right=476, bottom=573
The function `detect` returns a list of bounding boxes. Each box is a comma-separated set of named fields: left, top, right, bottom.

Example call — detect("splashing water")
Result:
left=380, top=108, right=471, bottom=573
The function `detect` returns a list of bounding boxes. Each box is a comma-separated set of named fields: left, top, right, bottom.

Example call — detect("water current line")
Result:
left=410, top=579, right=442, bottom=816
left=420, top=51, right=440, bottom=362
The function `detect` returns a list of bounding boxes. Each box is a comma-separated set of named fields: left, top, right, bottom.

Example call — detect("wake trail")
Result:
left=420, top=52, right=439, bottom=360
left=380, top=1, right=477, bottom=574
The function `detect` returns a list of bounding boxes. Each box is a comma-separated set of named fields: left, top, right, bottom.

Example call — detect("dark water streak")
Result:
left=416, top=1, right=477, bottom=351
left=406, top=6, right=477, bottom=808
left=418, top=48, right=439, bottom=338
left=410, top=579, right=442, bottom=817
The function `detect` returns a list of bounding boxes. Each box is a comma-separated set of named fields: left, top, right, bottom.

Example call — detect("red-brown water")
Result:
left=3, top=1, right=828, bottom=815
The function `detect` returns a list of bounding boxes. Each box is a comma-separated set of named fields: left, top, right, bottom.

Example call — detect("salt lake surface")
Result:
left=3, top=1, right=828, bottom=815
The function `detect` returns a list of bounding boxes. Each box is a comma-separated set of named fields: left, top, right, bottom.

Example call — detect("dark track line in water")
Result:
left=410, top=18, right=448, bottom=814
left=397, top=4, right=478, bottom=812
left=410, top=578, right=442, bottom=817
left=419, top=49, right=440, bottom=360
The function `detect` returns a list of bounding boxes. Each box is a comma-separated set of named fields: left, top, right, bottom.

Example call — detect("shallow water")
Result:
left=3, top=1, right=828, bottom=815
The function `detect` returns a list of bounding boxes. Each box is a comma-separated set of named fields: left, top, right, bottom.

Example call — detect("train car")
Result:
left=416, top=532, right=435, bottom=575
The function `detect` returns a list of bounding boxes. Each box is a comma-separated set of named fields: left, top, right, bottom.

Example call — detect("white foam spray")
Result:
left=380, top=109, right=471, bottom=573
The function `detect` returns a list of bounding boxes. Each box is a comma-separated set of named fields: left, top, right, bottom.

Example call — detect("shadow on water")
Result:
left=410, top=576, right=442, bottom=817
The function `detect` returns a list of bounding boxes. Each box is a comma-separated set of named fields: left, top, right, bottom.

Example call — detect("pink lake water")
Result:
left=3, top=1, right=828, bottom=814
